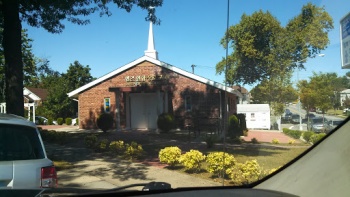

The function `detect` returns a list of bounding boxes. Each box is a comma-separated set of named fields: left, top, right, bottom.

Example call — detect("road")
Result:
left=284, top=104, right=345, bottom=131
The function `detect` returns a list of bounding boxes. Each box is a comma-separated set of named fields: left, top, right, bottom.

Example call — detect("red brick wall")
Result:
left=78, top=61, right=238, bottom=130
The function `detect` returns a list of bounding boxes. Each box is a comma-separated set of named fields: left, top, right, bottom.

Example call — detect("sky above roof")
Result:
left=23, top=0, right=350, bottom=91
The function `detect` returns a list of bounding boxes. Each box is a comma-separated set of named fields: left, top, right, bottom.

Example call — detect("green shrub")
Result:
left=303, top=131, right=314, bottom=143
left=159, top=146, right=182, bottom=167
left=205, top=135, right=218, bottom=148
left=310, top=133, right=326, bottom=144
left=226, top=160, right=262, bottom=185
left=251, top=138, right=259, bottom=144
left=272, top=138, right=279, bottom=144
left=84, top=135, right=98, bottom=148
left=98, top=139, right=109, bottom=151
left=65, top=118, right=72, bottom=126
left=228, top=114, right=242, bottom=137
left=109, top=140, right=125, bottom=154
left=230, top=136, right=243, bottom=144
left=157, top=113, right=175, bottom=133
left=237, top=113, right=247, bottom=131
left=124, top=141, right=143, bottom=159
left=206, top=152, right=236, bottom=177
left=48, top=118, right=53, bottom=125
left=96, top=113, right=114, bottom=132
left=283, top=128, right=302, bottom=139
left=179, top=150, right=206, bottom=172
left=75, top=118, right=79, bottom=125
left=57, top=118, right=64, bottom=125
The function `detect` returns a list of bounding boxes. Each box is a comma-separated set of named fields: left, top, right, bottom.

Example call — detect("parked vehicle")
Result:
left=307, top=117, right=331, bottom=133
left=0, top=114, right=57, bottom=189
left=291, top=114, right=300, bottom=124
left=316, top=108, right=324, bottom=114
left=328, top=119, right=343, bottom=130
left=34, top=116, right=48, bottom=125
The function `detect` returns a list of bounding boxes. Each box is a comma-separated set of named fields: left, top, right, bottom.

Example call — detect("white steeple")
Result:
left=144, top=21, right=158, bottom=59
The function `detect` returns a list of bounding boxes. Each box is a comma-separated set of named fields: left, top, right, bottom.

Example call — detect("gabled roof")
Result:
left=24, top=87, right=48, bottom=101
left=237, top=104, right=270, bottom=112
left=67, top=56, right=243, bottom=98
left=232, top=86, right=249, bottom=94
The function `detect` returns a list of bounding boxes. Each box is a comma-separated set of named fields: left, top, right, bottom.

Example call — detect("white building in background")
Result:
left=340, top=89, right=350, bottom=106
left=237, top=104, right=270, bottom=130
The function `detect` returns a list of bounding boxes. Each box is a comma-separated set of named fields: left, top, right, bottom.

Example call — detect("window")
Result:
left=0, top=124, right=45, bottom=161
left=104, top=97, right=110, bottom=113
left=185, top=96, right=192, bottom=112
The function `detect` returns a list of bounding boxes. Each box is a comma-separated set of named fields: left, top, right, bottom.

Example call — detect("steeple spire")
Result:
left=144, top=21, right=158, bottom=59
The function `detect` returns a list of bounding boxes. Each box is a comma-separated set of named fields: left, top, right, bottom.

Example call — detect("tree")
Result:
left=0, top=0, right=163, bottom=116
left=250, top=73, right=298, bottom=116
left=40, top=61, right=94, bottom=119
left=0, top=28, right=36, bottom=102
left=298, top=72, right=337, bottom=116
left=216, top=3, right=333, bottom=86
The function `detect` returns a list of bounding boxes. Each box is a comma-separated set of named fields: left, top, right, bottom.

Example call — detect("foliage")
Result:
left=283, top=128, right=302, bottom=139
left=205, top=152, right=236, bottom=177
left=288, top=140, right=295, bottom=145
left=1, top=0, right=163, bottom=116
left=65, top=118, right=72, bottom=126
left=158, top=146, right=182, bottom=167
left=216, top=3, right=333, bottom=86
left=226, top=160, right=262, bottom=185
left=98, top=139, right=109, bottom=151
left=157, top=113, right=175, bottom=132
left=251, top=138, right=259, bottom=144
left=250, top=76, right=297, bottom=116
left=302, top=131, right=314, bottom=143
left=178, top=150, right=206, bottom=172
left=57, top=118, right=64, bottom=125
left=237, top=114, right=247, bottom=132
left=272, top=138, right=279, bottom=144
left=298, top=72, right=343, bottom=114
left=310, top=133, right=326, bottom=144
left=48, top=118, right=54, bottom=125
left=84, top=134, right=98, bottom=148
left=228, top=114, right=242, bottom=137
left=124, top=141, right=144, bottom=159
left=96, top=113, right=114, bottom=132
left=109, top=140, right=125, bottom=155
left=39, top=130, right=68, bottom=144
left=205, top=135, right=218, bottom=148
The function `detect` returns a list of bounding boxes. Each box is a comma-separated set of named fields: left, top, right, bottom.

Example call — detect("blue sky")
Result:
left=23, top=0, right=350, bottom=91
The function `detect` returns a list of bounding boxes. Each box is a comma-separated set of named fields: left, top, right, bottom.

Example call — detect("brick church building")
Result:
left=68, top=22, right=242, bottom=131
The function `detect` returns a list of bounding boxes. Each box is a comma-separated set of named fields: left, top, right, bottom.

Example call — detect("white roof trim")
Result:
left=67, top=56, right=242, bottom=98
left=23, top=87, right=41, bottom=101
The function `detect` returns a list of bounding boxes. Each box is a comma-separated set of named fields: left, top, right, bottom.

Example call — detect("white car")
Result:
left=0, top=114, right=57, bottom=189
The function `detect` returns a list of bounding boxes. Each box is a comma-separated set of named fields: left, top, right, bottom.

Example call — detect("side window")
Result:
left=104, top=98, right=110, bottom=113
left=185, top=96, right=192, bottom=112
left=251, top=113, right=255, bottom=118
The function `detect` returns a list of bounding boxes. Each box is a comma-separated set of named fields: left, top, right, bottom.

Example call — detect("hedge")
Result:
left=282, top=128, right=302, bottom=139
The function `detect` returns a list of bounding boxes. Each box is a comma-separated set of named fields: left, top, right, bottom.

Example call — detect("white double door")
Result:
left=130, top=93, right=163, bottom=129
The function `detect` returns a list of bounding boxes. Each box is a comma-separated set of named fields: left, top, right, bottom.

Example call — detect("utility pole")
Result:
left=191, top=64, right=196, bottom=74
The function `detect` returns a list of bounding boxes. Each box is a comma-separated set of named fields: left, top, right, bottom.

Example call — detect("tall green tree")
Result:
left=0, top=0, right=162, bottom=116
left=250, top=73, right=298, bottom=116
left=216, top=3, right=333, bottom=86
left=40, top=61, right=94, bottom=119
left=298, top=72, right=339, bottom=115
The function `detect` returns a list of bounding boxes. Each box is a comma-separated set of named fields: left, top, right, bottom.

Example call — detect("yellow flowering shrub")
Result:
left=206, top=152, right=236, bottom=177
left=159, top=146, right=182, bottom=167
left=226, top=159, right=262, bottom=185
left=124, top=141, right=143, bottom=159
left=288, top=139, right=295, bottom=144
left=109, top=140, right=125, bottom=154
left=179, top=150, right=206, bottom=172
left=98, top=139, right=109, bottom=151
left=272, top=138, right=279, bottom=144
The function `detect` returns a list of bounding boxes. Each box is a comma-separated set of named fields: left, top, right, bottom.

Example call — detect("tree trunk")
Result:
left=2, top=0, right=24, bottom=116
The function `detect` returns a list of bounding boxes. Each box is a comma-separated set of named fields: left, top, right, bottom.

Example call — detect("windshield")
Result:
left=0, top=124, right=45, bottom=161
left=0, top=0, right=349, bottom=194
